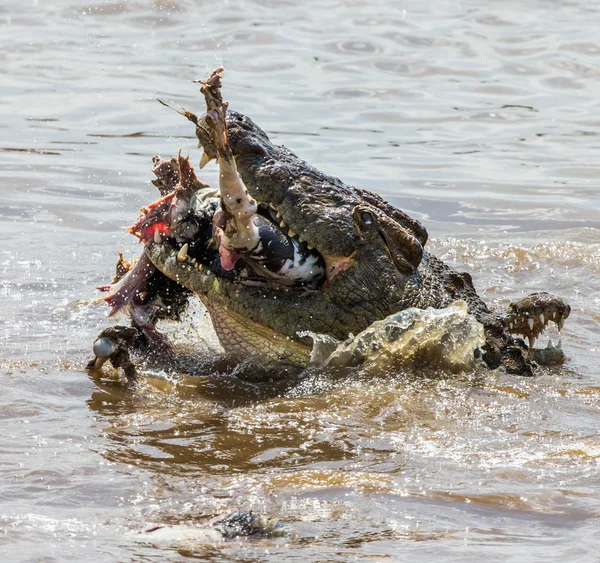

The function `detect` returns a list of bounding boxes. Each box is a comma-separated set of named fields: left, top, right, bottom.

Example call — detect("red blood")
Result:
left=127, top=192, right=176, bottom=239
left=141, top=222, right=171, bottom=240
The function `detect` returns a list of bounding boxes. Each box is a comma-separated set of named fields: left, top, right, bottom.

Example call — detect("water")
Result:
left=2, top=0, right=600, bottom=560
left=305, top=301, right=485, bottom=372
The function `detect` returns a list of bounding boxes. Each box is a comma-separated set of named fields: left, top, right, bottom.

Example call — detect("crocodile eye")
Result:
left=353, top=206, right=378, bottom=230
left=361, top=211, right=374, bottom=225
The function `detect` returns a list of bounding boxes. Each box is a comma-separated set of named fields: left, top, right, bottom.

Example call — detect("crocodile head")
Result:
left=144, top=110, right=429, bottom=366
left=95, top=70, right=571, bottom=380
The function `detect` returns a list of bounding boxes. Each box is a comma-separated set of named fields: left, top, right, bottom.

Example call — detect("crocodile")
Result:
left=89, top=68, right=570, bottom=384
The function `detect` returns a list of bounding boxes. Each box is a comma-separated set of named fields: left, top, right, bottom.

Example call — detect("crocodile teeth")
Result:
left=527, top=318, right=534, bottom=331
left=177, top=243, right=189, bottom=263
left=307, top=244, right=314, bottom=250
left=557, top=318, right=564, bottom=332
left=198, top=263, right=203, bottom=272
left=279, top=220, right=286, bottom=229
left=557, top=339, right=562, bottom=349
left=288, top=228, right=296, bottom=238
left=508, top=321, right=513, bottom=330
left=547, top=339, right=554, bottom=349
left=298, top=236, right=305, bottom=244
left=154, top=230, right=162, bottom=244
left=539, top=313, right=545, bottom=326
left=199, top=152, right=213, bottom=169
left=276, top=211, right=282, bottom=220
left=528, top=335, right=536, bottom=349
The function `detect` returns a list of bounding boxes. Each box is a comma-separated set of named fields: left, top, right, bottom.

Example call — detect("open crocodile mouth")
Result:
left=92, top=68, right=572, bottom=379
left=152, top=201, right=324, bottom=288
left=97, top=152, right=330, bottom=367
left=504, top=292, right=570, bottom=352
left=128, top=157, right=327, bottom=293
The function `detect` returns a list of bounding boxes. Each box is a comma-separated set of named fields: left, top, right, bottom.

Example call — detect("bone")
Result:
left=200, top=68, right=260, bottom=257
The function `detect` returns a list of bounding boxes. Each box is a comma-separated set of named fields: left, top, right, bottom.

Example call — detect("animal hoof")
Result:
left=93, top=337, right=117, bottom=359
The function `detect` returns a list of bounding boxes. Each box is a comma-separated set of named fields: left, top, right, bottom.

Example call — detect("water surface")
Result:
left=2, top=0, right=600, bottom=560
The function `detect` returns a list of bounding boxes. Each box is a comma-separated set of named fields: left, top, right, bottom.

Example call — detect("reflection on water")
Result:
left=1, top=0, right=600, bottom=560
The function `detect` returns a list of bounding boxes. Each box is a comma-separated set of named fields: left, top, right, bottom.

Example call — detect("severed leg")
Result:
left=87, top=326, right=141, bottom=386
left=91, top=248, right=191, bottom=385
left=200, top=68, right=260, bottom=270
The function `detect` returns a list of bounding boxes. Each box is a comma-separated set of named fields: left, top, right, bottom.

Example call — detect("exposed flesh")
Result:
left=200, top=68, right=259, bottom=269
left=90, top=68, right=573, bottom=381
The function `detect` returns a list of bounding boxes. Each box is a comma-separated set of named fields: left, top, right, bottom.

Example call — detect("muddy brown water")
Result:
left=2, top=1, right=600, bottom=561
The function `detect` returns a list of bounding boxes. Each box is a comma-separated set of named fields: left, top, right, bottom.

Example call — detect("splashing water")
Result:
left=302, top=300, right=485, bottom=374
